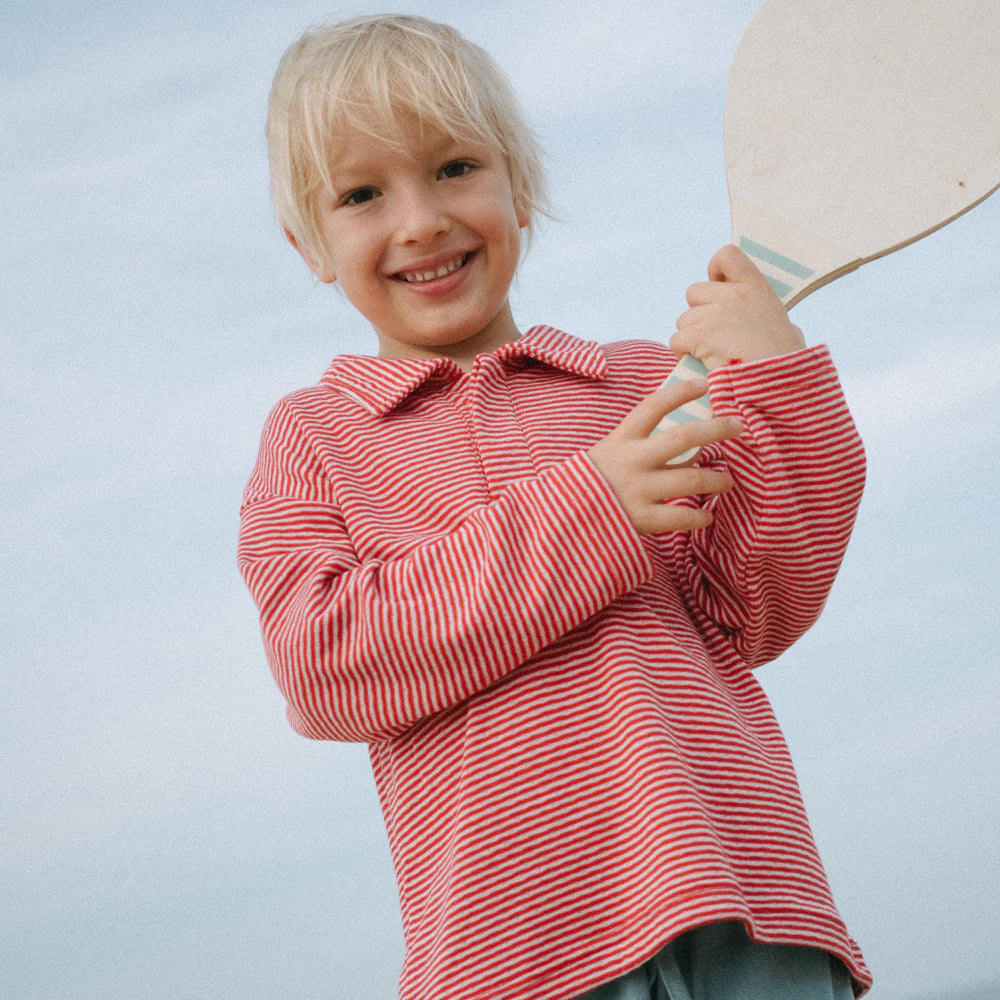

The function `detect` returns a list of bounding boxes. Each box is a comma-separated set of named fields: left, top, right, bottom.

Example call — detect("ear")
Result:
left=514, top=192, right=531, bottom=230
left=284, top=227, right=335, bottom=283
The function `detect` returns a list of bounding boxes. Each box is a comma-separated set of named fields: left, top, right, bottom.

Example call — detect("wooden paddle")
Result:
left=657, top=0, right=1000, bottom=458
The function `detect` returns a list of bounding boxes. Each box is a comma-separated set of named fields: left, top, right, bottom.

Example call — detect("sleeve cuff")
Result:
left=706, top=344, right=842, bottom=418
left=516, top=449, right=657, bottom=599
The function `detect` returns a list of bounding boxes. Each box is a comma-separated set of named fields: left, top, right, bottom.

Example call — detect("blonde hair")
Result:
left=266, top=14, right=548, bottom=271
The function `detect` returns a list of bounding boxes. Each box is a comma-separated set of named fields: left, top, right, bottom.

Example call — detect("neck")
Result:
left=377, top=301, right=522, bottom=373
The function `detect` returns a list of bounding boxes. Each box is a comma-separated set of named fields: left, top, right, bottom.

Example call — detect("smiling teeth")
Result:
left=399, top=254, right=467, bottom=283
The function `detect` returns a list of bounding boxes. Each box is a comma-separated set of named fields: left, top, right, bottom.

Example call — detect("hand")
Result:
left=587, top=378, right=743, bottom=535
left=670, top=244, right=806, bottom=371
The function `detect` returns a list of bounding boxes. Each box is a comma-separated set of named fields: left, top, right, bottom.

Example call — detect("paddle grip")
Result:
left=652, top=353, right=713, bottom=466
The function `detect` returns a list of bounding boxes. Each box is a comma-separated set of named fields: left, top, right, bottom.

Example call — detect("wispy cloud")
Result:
left=475, top=0, right=757, bottom=116
left=844, top=332, right=999, bottom=444
left=3, top=4, right=999, bottom=1000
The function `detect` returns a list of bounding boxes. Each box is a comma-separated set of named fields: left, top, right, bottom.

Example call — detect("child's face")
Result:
left=300, top=118, right=529, bottom=369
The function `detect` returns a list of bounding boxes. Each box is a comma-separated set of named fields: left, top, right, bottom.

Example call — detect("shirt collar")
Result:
left=321, top=325, right=609, bottom=417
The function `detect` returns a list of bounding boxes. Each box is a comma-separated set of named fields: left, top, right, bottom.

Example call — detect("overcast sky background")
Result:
left=3, top=3, right=999, bottom=999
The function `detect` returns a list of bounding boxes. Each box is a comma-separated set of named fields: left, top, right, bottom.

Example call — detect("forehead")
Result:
left=326, top=113, right=493, bottom=173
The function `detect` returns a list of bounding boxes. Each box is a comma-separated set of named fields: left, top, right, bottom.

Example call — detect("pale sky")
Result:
left=3, top=3, right=999, bottom=999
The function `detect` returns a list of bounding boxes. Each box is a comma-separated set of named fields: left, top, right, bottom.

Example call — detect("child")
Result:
left=238, top=14, right=871, bottom=1000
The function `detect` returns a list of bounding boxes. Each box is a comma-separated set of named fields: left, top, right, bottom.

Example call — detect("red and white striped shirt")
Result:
left=238, top=325, right=871, bottom=999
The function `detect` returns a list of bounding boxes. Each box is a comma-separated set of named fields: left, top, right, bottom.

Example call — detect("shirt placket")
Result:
left=462, top=355, right=538, bottom=501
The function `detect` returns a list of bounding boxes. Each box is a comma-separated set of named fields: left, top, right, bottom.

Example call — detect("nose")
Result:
left=392, top=184, right=451, bottom=246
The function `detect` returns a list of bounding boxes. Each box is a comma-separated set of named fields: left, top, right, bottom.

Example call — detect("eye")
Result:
left=438, top=160, right=475, bottom=179
left=342, top=187, right=379, bottom=207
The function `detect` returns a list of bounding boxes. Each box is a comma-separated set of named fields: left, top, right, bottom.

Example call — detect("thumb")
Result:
left=707, top=243, right=756, bottom=284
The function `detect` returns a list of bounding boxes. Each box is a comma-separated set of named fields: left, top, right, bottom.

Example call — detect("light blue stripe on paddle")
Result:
left=763, top=274, right=794, bottom=298
left=739, top=237, right=814, bottom=279
left=650, top=403, right=708, bottom=433
left=675, top=354, right=709, bottom=377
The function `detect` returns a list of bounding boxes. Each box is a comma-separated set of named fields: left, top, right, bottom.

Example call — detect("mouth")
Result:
left=392, top=251, right=474, bottom=284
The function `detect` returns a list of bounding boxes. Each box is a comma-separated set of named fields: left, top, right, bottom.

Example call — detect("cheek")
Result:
left=332, top=238, right=381, bottom=293
left=482, top=200, right=522, bottom=252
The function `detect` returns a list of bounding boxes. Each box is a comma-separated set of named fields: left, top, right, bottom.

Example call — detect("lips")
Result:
left=393, top=251, right=473, bottom=284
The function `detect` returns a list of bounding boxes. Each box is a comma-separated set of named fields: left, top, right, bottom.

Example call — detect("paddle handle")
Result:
left=654, top=252, right=797, bottom=465
left=652, top=354, right=714, bottom=465
left=654, top=231, right=806, bottom=464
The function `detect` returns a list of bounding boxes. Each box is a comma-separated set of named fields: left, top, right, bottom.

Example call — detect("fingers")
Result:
left=670, top=322, right=716, bottom=364
left=675, top=304, right=704, bottom=328
left=631, top=502, right=715, bottom=536
left=628, top=469, right=736, bottom=535
left=707, top=243, right=756, bottom=283
left=639, top=466, right=735, bottom=503
left=686, top=244, right=764, bottom=305
left=618, top=376, right=743, bottom=458
left=685, top=282, right=717, bottom=308
left=648, top=413, right=744, bottom=466
left=586, top=375, right=745, bottom=536
left=622, top=376, right=713, bottom=438
left=674, top=242, right=802, bottom=371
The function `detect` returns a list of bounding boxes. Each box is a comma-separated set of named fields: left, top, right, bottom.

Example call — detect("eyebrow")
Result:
left=330, top=133, right=485, bottom=182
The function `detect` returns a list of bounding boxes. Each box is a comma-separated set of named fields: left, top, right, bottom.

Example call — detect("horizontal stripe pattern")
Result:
left=237, top=326, right=871, bottom=999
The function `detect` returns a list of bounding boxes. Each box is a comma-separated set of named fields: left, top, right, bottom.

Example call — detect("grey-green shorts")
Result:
left=575, top=921, right=855, bottom=1000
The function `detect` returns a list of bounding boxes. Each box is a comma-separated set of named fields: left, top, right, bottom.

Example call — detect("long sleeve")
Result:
left=238, top=397, right=654, bottom=743
left=236, top=330, right=873, bottom=1000
left=667, top=345, right=865, bottom=668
